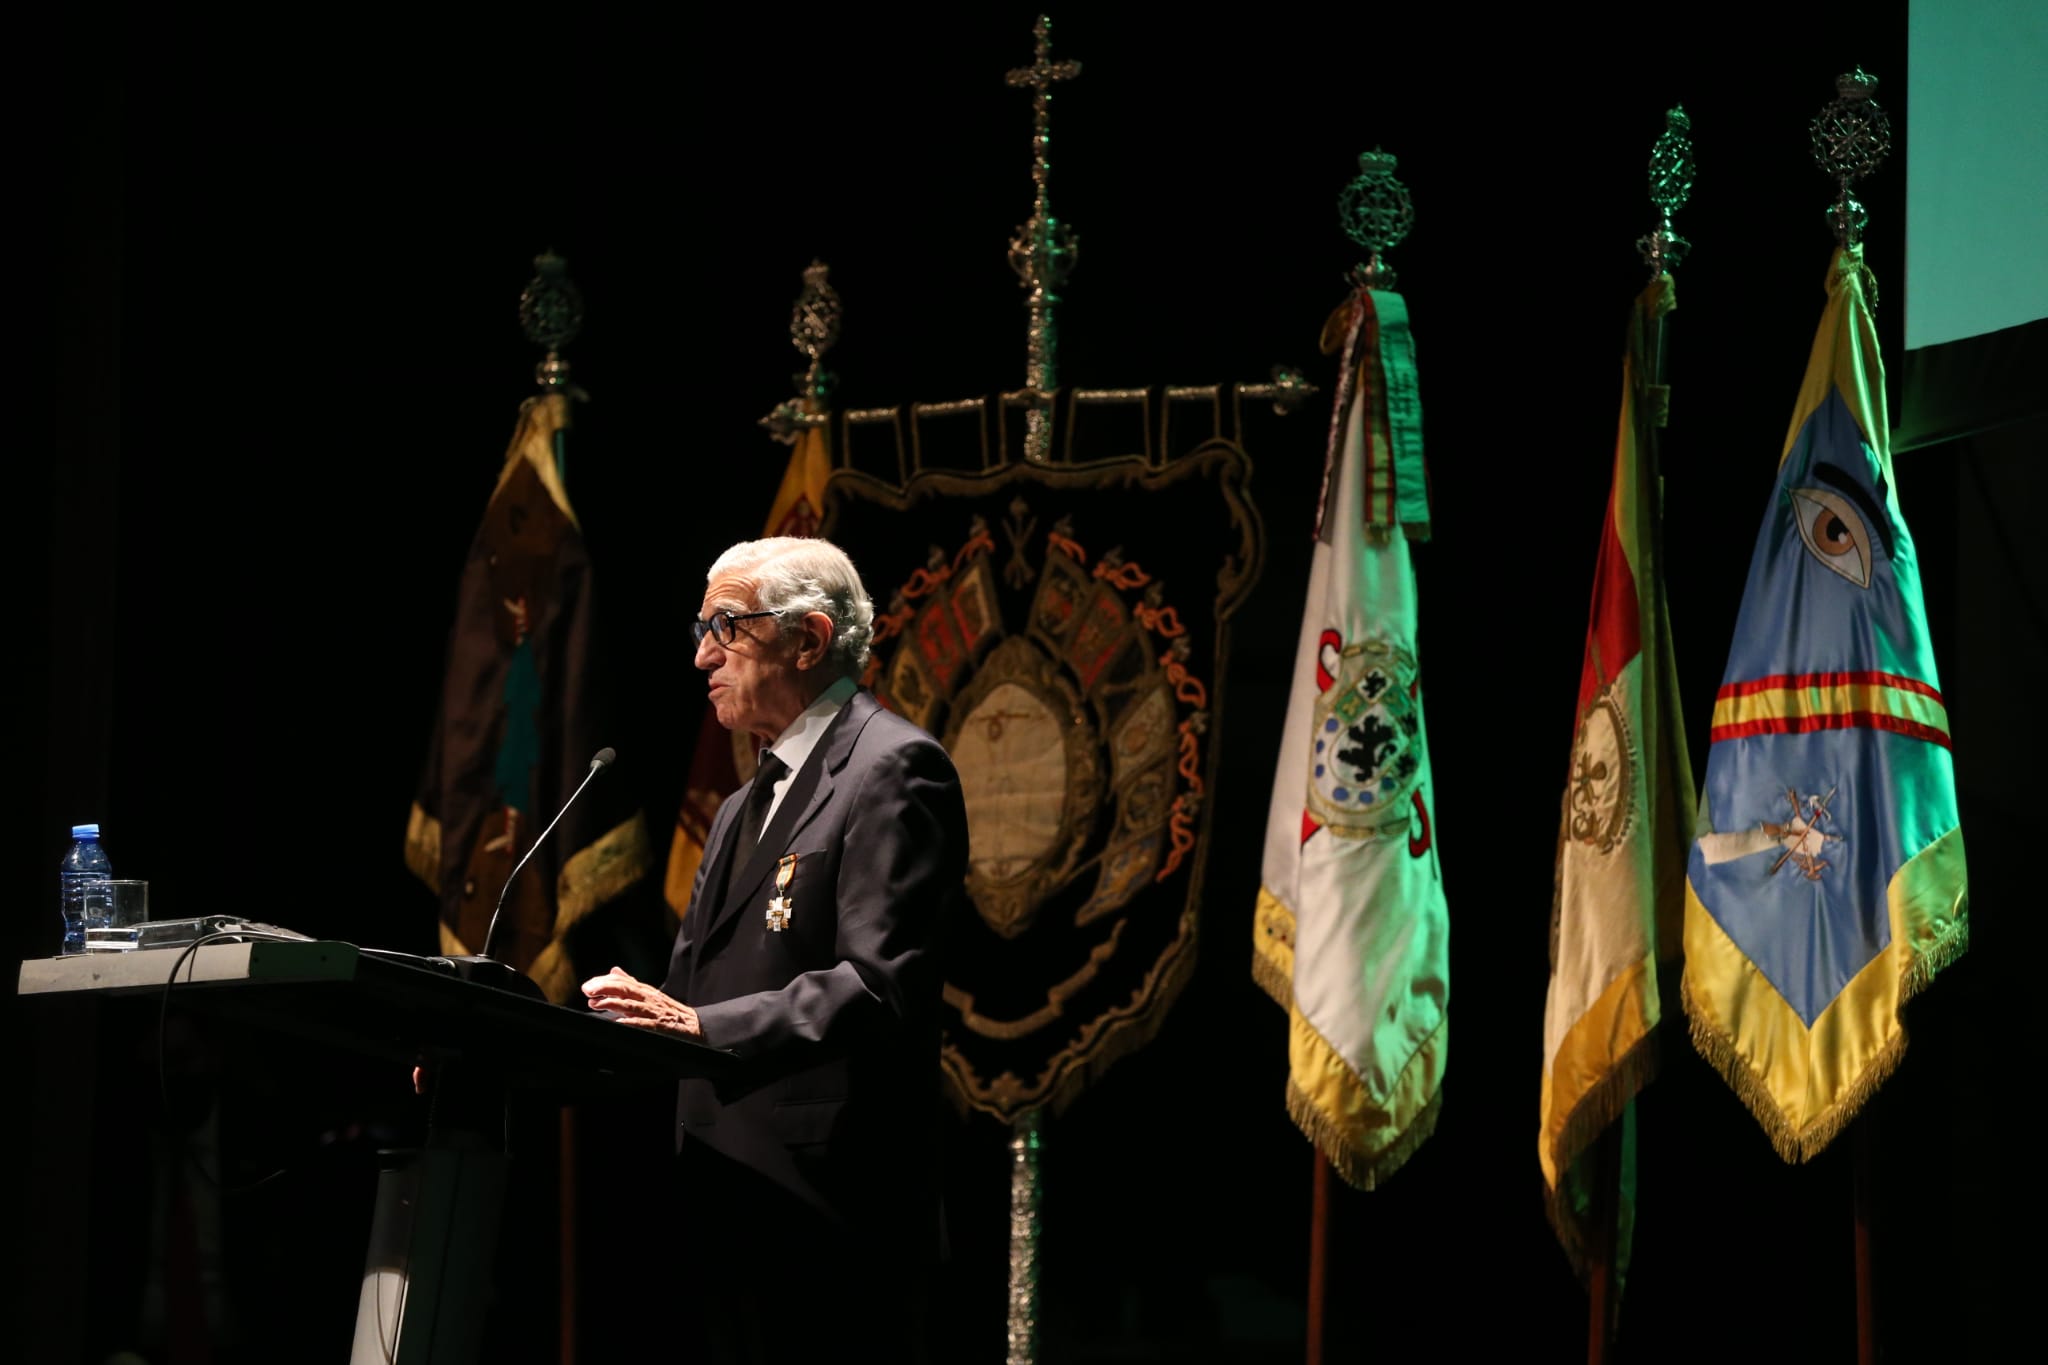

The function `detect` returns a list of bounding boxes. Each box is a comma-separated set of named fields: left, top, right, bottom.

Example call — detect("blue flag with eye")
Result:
left=1682, top=246, right=1968, bottom=1162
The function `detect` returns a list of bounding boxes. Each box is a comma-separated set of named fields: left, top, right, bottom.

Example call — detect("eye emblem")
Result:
left=1792, top=487, right=1873, bottom=588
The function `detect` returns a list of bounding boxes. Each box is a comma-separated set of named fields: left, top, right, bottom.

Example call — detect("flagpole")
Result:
left=1306, top=1151, right=1331, bottom=1365
left=1578, top=109, right=1693, bottom=1365
left=519, top=251, right=587, bottom=1365
left=1583, top=1124, right=1621, bottom=1364
left=1853, top=1113, right=1879, bottom=1364
left=1809, top=71, right=1894, bottom=1365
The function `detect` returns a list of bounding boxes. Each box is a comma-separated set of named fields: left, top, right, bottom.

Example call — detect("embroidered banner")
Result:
left=822, top=390, right=1266, bottom=1120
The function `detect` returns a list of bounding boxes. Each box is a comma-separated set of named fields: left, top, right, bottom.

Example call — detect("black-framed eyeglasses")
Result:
left=692, top=609, right=781, bottom=646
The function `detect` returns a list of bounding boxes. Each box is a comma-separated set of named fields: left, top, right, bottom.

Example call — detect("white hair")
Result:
left=708, top=537, right=875, bottom=677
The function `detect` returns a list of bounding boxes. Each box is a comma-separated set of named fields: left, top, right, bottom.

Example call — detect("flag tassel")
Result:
left=1681, top=900, right=1969, bottom=1162
left=1284, top=1072, right=1442, bottom=1194
left=1542, top=1028, right=1658, bottom=1279
left=1899, top=903, right=1971, bottom=998
left=1679, top=977, right=1888, bottom=1163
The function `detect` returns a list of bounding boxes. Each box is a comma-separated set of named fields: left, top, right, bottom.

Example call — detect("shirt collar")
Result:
left=765, top=675, right=858, bottom=777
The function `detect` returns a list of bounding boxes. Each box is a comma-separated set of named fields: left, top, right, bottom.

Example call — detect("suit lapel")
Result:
left=697, top=691, right=880, bottom=952
left=684, top=789, right=751, bottom=981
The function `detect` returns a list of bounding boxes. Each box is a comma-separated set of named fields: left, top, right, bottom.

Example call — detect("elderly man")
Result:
left=584, top=536, right=967, bottom=1363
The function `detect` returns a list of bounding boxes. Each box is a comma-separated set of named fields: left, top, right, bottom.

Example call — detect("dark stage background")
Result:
left=14, top=5, right=2035, bottom=1363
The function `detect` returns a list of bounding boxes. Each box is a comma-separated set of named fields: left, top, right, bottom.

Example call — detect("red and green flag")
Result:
left=1538, top=273, right=1694, bottom=1277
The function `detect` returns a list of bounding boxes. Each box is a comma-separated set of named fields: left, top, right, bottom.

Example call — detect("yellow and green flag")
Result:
left=1683, top=246, right=1968, bottom=1159
left=1538, top=273, right=1694, bottom=1277
left=1253, top=286, right=1447, bottom=1189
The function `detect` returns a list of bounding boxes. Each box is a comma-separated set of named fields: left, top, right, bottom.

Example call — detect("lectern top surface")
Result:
left=17, top=938, right=734, bottom=1094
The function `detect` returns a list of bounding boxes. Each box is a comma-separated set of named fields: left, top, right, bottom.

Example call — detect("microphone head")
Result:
left=591, top=747, right=617, bottom=769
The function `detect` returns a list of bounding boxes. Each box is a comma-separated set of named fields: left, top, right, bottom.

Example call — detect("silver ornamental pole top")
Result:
left=1637, top=106, right=1695, bottom=276
left=519, top=251, right=585, bottom=391
left=1810, top=67, right=1891, bottom=248
left=760, top=260, right=843, bottom=443
left=1338, top=149, right=1414, bottom=291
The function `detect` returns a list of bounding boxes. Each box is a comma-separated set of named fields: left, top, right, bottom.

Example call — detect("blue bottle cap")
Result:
left=71, top=824, right=101, bottom=839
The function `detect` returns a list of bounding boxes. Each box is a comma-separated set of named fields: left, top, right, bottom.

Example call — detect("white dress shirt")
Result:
left=754, top=674, right=859, bottom=834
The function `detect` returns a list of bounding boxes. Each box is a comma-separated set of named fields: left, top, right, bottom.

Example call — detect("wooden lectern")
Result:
left=18, top=938, right=732, bottom=1364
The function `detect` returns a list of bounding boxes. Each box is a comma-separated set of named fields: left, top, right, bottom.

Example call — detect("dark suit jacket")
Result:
left=664, top=688, right=967, bottom=1238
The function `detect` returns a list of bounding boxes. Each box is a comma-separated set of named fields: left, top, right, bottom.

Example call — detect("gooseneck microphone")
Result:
left=474, top=747, right=617, bottom=975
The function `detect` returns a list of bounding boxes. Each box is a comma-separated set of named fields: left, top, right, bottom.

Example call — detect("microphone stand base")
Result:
left=441, top=955, right=548, bottom=1001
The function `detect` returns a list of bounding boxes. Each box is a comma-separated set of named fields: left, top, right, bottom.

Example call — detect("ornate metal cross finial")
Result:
left=519, top=250, right=585, bottom=391
left=1006, top=14, right=1081, bottom=463
left=1637, top=106, right=1696, bottom=276
left=1338, top=149, right=1413, bottom=290
left=759, top=260, right=843, bottom=444
left=1811, top=67, right=1891, bottom=249
left=791, top=259, right=843, bottom=402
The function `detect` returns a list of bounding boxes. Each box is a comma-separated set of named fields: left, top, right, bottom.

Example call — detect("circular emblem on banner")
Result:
left=1307, top=636, right=1423, bottom=840
left=1567, top=685, right=1635, bottom=854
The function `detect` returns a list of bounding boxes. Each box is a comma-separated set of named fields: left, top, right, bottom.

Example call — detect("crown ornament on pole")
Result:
left=1811, top=67, right=1890, bottom=249
left=760, top=260, right=842, bottom=444
left=519, top=251, right=585, bottom=391
left=1637, top=106, right=1695, bottom=276
left=1338, top=149, right=1413, bottom=291
left=1006, top=14, right=1081, bottom=463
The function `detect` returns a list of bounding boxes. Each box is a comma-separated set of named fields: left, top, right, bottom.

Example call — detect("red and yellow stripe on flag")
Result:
left=663, top=417, right=833, bottom=913
left=1538, top=274, right=1693, bottom=1278
left=1710, top=671, right=1950, bottom=747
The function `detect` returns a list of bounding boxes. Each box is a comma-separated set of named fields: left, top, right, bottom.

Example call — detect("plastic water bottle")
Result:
left=59, top=824, right=114, bottom=956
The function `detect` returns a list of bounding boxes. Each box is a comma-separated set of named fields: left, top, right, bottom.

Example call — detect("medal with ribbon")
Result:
left=765, top=853, right=798, bottom=932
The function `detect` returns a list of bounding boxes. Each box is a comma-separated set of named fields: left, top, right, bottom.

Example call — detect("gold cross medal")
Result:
left=765, top=853, right=798, bottom=932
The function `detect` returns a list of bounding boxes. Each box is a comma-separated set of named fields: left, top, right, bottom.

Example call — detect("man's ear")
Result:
left=795, top=610, right=836, bottom=670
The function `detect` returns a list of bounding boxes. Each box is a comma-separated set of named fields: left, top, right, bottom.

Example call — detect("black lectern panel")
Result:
left=18, top=940, right=733, bottom=1095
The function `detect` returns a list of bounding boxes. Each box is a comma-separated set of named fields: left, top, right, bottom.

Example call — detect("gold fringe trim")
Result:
left=1286, top=1073, right=1443, bottom=1193
left=1681, top=908, right=1970, bottom=1163
left=1250, top=885, right=1296, bottom=1010
left=554, top=813, right=654, bottom=929
left=1682, top=837, right=1969, bottom=1163
left=1250, top=942, right=1292, bottom=1010
left=665, top=823, right=706, bottom=919
left=1901, top=902, right=1971, bottom=1001
left=405, top=803, right=442, bottom=895
left=1542, top=1029, right=1659, bottom=1205
left=529, top=940, right=575, bottom=1005
left=1681, top=969, right=1902, bottom=1162
left=1543, top=1173, right=1591, bottom=1288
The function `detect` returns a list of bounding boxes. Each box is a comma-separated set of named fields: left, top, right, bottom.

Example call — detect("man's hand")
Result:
left=581, top=966, right=703, bottom=1039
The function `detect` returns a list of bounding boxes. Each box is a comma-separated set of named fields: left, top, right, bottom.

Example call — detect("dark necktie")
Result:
left=724, top=751, right=787, bottom=902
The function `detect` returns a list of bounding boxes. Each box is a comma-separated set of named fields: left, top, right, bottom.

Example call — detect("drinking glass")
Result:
left=83, top=879, right=149, bottom=952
